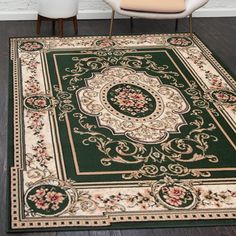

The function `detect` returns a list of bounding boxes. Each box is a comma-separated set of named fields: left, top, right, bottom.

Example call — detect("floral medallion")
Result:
left=167, top=37, right=192, bottom=47
left=94, top=38, right=115, bottom=48
left=25, top=184, right=70, bottom=216
left=19, top=41, right=44, bottom=52
left=105, top=83, right=160, bottom=118
left=77, top=67, right=190, bottom=143
left=205, top=89, right=236, bottom=105
left=153, top=183, right=197, bottom=210
left=24, top=94, right=53, bottom=111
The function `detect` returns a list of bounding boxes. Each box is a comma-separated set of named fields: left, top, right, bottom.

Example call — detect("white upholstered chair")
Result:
left=103, top=0, right=209, bottom=38
left=37, top=0, right=79, bottom=37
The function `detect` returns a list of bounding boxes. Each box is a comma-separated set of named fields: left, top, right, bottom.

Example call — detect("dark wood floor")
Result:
left=0, top=17, right=236, bottom=236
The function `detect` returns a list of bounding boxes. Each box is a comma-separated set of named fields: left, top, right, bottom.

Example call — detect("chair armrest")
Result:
left=185, top=0, right=209, bottom=14
left=103, top=0, right=121, bottom=11
left=103, top=0, right=209, bottom=19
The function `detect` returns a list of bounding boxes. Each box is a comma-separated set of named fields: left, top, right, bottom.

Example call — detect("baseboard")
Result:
left=0, top=8, right=235, bottom=21
left=0, top=11, right=38, bottom=21
left=193, top=8, right=236, bottom=17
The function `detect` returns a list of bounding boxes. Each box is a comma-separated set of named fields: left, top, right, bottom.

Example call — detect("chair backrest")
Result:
left=38, top=0, right=78, bottom=19
left=104, top=0, right=210, bottom=17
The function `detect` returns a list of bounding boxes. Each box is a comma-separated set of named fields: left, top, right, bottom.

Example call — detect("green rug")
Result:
left=8, top=34, right=236, bottom=232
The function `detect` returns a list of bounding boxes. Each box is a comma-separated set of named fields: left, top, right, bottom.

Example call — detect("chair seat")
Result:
left=120, top=0, right=186, bottom=13
left=38, top=0, right=78, bottom=19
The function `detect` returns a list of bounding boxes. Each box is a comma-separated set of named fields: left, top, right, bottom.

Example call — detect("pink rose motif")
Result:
left=46, top=191, right=65, bottom=204
left=32, top=43, right=41, bottom=49
left=167, top=186, right=186, bottom=199
left=117, top=97, right=134, bottom=107
left=35, top=187, right=47, bottom=198
left=165, top=197, right=183, bottom=207
left=129, top=93, right=145, bottom=101
left=216, top=92, right=229, bottom=101
left=35, top=147, right=49, bottom=161
left=26, top=98, right=35, bottom=105
left=34, top=98, right=47, bottom=107
left=169, top=37, right=191, bottom=46
left=35, top=199, right=50, bottom=210
left=99, top=39, right=113, bottom=47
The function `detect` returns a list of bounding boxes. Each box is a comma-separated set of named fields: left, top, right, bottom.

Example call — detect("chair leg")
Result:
left=59, top=19, right=64, bottom=37
left=73, top=16, right=78, bottom=35
left=36, top=15, right=42, bottom=34
left=175, top=19, right=179, bottom=33
left=130, top=17, right=133, bottom=34
left=109, top=10, right=115, bottom=39
left=189, top=14, right=193, bottom=38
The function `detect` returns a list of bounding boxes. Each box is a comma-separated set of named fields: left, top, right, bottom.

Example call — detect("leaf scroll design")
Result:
left=73, top=109, right=218, bottom=180
left=54, top=85, right=76, bottom=121
left=63, top=47, right=185, bottom=91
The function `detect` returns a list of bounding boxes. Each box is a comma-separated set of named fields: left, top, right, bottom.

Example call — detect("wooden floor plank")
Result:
left=57, top=231, right=90, bottom=236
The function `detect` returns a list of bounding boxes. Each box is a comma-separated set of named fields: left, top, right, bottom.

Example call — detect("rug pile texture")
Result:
left=9, top=34, right=236, bottom=231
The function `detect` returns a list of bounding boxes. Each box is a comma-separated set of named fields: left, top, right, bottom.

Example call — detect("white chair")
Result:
left=37, top=0, right=79, bottom=37
left=103, top=0, right=209, bottom=38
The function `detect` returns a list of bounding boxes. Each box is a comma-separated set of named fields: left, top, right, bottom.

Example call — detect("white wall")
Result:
left=0, top=0, right=235, bottom=20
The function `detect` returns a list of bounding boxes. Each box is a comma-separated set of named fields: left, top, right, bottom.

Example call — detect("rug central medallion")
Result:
left=77, top=67, right=190, bottom=143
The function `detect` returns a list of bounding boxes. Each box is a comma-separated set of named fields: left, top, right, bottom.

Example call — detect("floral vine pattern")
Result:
left=74, top=108, right=218, bottom=180
left=63, top=47, right=184, bottom=89
left=21, top=53, right=55, bottom=179
left=67, top=181, right=236, bottom=214
left=21, top=54, right=41, bottom=95
left=196, top=187, right=236, bottom=208
left=180, top=46, right=236, bottom=114
left=24, top=177, right=236, bottom=216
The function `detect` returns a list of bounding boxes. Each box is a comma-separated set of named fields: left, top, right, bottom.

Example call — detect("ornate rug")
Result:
left=9, top=34, right=236, bottom=231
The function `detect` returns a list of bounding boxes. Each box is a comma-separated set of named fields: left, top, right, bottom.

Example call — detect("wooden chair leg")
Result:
left=36, top=15, right=42, bottom=34
left=59, top=19, right=64, bottom=37
left=109, top=10, right=115, bottom=39
left=72, top=16, right=78, bottom=35
left=189, top=14, right=193, bottom=38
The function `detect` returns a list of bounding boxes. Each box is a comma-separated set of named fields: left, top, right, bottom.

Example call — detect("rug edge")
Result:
left=7, top=33, right=236, bottom=232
